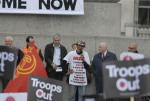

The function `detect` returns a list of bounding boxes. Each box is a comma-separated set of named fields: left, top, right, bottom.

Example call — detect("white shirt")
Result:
left=53, top=45, right=61, bottom=66
left=63, top=50, right=90, bottom=86
left=102, top=50, right=107, bottom=57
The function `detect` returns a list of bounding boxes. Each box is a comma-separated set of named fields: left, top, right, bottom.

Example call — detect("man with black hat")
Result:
left=63, top=40, right=90, bottom=101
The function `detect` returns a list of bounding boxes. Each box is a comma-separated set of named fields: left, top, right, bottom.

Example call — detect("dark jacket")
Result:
left=17, top=48, right=24, bottom=65
left=92, top=51, right=117, bottom=93
left=44, top=43, right=67, bottom=73
left=134, top=50, right=138, bottom=53
left=11, top=46, right=24, bottom=65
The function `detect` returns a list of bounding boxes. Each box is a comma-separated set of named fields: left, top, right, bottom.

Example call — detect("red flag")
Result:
left=4, top=42, right=47, bottom=92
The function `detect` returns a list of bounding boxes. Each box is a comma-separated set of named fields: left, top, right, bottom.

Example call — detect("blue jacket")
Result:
left=92, top=51, right=117, bottom=93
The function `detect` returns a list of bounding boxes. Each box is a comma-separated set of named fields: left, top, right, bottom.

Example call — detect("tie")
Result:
left=102, top=54, right=104, bottom=60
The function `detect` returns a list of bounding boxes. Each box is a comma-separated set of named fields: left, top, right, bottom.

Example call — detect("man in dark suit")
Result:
left=44, top=34, right=67, bottom=81
left=92, top=42, right=117, bottom=94
left=2, top=36, right=24, bottom=91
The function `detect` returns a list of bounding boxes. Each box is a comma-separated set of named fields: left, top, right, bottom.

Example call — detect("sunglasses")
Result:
left=128, top=47, right=135, bottom=49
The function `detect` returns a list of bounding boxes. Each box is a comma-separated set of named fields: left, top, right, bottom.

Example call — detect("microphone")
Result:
left=77, top=50, right=83, bottom=55
left=79, top=50, right=83, bottom=55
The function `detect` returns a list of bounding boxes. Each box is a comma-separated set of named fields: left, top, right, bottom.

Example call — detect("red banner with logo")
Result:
left=4, top=42, right=47, bottom=92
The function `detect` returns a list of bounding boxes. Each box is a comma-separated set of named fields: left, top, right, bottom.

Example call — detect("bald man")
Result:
left=92, top=42, right=117, bottom=94
left=128, top=43, right=138, bottom=53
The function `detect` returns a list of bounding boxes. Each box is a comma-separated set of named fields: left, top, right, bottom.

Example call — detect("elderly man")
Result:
left=5, top=36, right=24, bottom=66
left=92, top=42, right=117, bottom=94
left=44, top=34, right=67, bottom=81
left=128, top=43, right=138, bottom=53
left=2, top=36, right=24, bottom=91
left=5, top=36, right=13, bottom=46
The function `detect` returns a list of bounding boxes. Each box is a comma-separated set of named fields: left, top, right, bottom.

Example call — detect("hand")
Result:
left=66, top=70, right=74, bottom=75
left=51, top=64, right=56, bottom=69
left=80, top=54, right=85, bottom=62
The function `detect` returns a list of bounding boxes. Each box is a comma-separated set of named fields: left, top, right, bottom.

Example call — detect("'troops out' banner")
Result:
left=27, top=75, right=64, bottom=101
left=0, top=0, right=84, bottom=15
left=0, top=46, right=18, bottom=80
left=103, top=58, right=150, bottom=99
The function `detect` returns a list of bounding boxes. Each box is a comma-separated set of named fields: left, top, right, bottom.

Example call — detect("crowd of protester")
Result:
left=0, top=34, right=141, bottom=101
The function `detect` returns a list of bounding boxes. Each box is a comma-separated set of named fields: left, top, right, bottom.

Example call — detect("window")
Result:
left=138, top=0, right=150, bottom=25
left=139, top=0, right=150, bottom=6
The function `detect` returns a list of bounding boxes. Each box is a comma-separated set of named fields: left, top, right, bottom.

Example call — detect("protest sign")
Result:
left=103, top=58, right=150, bottom=99
left=28, top=75, right=64, bottom=101
left=0, top=46, right=18, bottom=80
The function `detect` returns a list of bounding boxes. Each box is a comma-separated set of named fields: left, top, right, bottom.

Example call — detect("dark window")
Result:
left=139, top=1, right=150, bottom=6
left=138, top=8, right=148, bottom=25
left=138, top=0, right=150, bottom=25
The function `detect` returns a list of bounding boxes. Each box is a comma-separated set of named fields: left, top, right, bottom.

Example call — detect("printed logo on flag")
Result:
left=3, top=42, right=47, bottom=93
left=15, top=47, right=36, bottom=78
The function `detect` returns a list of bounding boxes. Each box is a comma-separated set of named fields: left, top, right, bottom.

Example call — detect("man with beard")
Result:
left=63, top=40, right=90, bottom=101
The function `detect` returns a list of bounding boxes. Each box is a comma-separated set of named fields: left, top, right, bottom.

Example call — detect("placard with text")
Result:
left=103, top=58, right=150, bottom=99
left=0, top=46, right=18, bottom=80
left=27, top=75, right=64, bottom=101
left=0, top=0, right=84, bottom=15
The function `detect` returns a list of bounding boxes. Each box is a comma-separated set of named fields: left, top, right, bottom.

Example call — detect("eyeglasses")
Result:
left=128, top=47, right=135, bottom=49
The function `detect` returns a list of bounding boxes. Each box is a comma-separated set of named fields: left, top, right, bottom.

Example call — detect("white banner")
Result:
left=0, top=0, right=84, bottom=15
left=120, top=52, right=144, bottom=61
left=0, top=93, right=27, bottom=101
